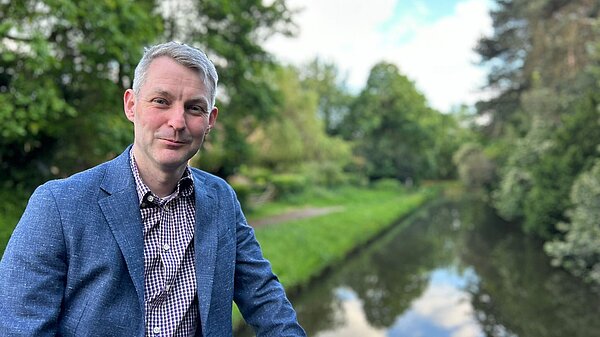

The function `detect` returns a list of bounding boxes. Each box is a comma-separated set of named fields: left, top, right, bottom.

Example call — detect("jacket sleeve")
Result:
left=0, top=183, right=67, bottom=336
left=229, top=188, right=306, bottom=337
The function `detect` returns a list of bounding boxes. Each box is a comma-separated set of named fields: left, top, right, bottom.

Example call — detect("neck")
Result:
left=140, top=168, right=184, bottom=198
left=132, top=151, right=185, bottom=198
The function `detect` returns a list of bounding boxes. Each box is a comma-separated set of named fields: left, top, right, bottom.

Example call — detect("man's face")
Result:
left=123, top=56, right=218, bottom=175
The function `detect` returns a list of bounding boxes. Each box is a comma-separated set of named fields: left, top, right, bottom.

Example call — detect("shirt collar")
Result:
left=129, top=150, right=194, bottom=208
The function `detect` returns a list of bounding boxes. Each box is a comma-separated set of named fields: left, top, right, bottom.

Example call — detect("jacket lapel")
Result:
left=192, top=174, right=218, bottom=332
left=98, top=149, right=145, bottom=311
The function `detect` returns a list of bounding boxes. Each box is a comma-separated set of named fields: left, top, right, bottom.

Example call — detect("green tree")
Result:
left=247, top=65, right=352, bottom=185
left=453, top=143, right=496, bottom=189
left=476, top=0, right=597, bottom=138
left=340, top=62, right=436, bottom=182
left=299, top=58, right=353, bottom=136
left=0, top=0, right=161, bottom=188
left=477, top=0, right=600, bottom=240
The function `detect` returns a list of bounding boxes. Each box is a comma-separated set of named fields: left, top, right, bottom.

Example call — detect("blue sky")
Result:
left=264, top=0, right=494, bottom=112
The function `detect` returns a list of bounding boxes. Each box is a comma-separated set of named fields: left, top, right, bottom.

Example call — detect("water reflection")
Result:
left=237, top=197, right=600, bottom=337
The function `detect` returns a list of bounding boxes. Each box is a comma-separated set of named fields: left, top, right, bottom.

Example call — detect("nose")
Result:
left=167, top=104, right=186, bottom=131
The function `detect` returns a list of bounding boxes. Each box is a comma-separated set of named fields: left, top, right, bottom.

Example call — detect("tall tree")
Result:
left=479, top=0, right=600, bottom=237
left=475, top=0, right=598, bottom=138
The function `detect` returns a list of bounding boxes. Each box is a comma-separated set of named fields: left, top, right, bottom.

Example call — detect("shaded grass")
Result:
left=0, top=188, right=29, bottom=256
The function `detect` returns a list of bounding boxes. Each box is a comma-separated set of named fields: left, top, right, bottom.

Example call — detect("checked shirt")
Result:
left=130, top=154, right=199, bottom=336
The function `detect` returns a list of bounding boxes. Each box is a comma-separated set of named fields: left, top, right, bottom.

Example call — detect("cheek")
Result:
left=188, top=118, right=210, bottom=136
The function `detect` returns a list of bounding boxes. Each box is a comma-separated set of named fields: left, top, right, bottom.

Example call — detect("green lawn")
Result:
left=250, top=183, right=437, bottom=289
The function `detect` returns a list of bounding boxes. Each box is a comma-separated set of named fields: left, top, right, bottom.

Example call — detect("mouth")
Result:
left=159, top=138, right=191, bottom=146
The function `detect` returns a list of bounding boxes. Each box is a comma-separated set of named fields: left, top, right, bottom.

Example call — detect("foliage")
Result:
left=452, top=143, right=496, bottom=189
left=340, top=62, right=437, bottom=182
left=0, top=187, right=29, bottom=256
left=170, top=0, right=296, bottom=176
left=492, top=166, right=531, bottom=220
left=475, top=0, right=597, bottom=138
left=298, top=58, right=353, bottom=135
left=523, top=88, right=600, bottom=237
left=544, top=160, right=600, bottom=285
left=0, top=0, right=161, bottom=188
left=475, top=0, right=600, bottom=284
left=240, top=65, right=352, bottom=197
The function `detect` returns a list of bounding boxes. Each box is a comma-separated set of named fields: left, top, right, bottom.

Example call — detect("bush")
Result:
left=545, top=159, right=600, bottom=284
left=371, top=178, right=404, bottom=190
left=452, top=143, right=495, bottom=189
left=270, top=173, right=307, bottom=197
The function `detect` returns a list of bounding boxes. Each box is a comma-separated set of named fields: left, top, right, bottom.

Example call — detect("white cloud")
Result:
left=411, top=284, right=484, bottom=337
left=316, top=288, right=386, bottom=337
left=264, top=0, right=493, bottom=112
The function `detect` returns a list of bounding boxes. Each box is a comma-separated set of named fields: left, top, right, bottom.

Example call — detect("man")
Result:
left=0, top=41, right=306, bottom=337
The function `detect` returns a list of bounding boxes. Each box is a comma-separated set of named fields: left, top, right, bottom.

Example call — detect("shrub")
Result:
left=545, top=159, right=600, bottom=284
left=270, top=173, right=307, bottom=197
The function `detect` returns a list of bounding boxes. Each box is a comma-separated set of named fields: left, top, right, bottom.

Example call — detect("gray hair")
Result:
left=132, top=41, right=219, bottom=108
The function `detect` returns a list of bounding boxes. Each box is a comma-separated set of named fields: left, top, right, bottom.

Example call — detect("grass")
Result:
left=234, top=183, right=439, bottom=329
left=252, top=184, right=438, bottom=289
left=0, top=187, right=29, bottom=256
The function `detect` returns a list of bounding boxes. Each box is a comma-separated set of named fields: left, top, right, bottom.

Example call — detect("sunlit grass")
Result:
left=253, top=185, right=437, bottom=288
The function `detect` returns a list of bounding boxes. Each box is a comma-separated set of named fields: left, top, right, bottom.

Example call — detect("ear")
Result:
left=123, top=89, right=136, bottom=122
left=208, top=106, right=219, bottom=128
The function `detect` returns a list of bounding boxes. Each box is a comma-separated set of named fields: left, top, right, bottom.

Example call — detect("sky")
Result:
left=313, top=269, right=484, bottom=337
left=264, top=0, right=494, bottom=112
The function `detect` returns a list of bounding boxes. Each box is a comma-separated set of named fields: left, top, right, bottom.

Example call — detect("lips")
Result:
left=159, top=138, right=192, bottom=146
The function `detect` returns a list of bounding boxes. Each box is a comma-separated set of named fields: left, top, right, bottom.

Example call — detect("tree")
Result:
left=475, top=0, right=598, bottom=138
left=299, top=58, right=353, bottom=135
left=246, top=65, right=352, bottom=184
left=0, top=0, right=161, bottom=188
left=340, top=62, right=436, bottom=182
left=453, top=143, right=496, bottom=189
left=477, top=0, right=600, bottom=239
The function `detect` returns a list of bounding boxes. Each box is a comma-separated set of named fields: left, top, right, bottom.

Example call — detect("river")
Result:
left=237, top=196, right=600, bottom=337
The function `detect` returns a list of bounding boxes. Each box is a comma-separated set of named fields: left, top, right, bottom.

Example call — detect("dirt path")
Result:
left=250, top=206, right=345, bottom=228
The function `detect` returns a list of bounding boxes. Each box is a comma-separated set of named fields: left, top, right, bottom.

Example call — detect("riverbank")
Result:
left=234, top=182, right=441, bottom=328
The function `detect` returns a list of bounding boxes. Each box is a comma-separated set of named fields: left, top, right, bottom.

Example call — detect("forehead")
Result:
left=143, top=56, right=207, bottom=91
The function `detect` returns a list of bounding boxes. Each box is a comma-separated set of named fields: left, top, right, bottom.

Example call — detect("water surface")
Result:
left=238, top=197, right=600, bottom=336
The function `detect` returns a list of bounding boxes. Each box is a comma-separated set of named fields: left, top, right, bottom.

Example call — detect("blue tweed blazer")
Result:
left=0, top=147, right=305, bottom=337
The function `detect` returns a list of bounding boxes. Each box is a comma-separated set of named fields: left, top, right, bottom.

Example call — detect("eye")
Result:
left=151, top=97, right=169, bottom=105
left=187, top=105, right=207, bottom=115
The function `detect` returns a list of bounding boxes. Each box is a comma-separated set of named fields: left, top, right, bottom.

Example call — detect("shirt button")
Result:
left=147, top=195, right=155, bottom=202
left=162, top=243, right=170, bottom=251
left=153, top=326, right=161, bottom=334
